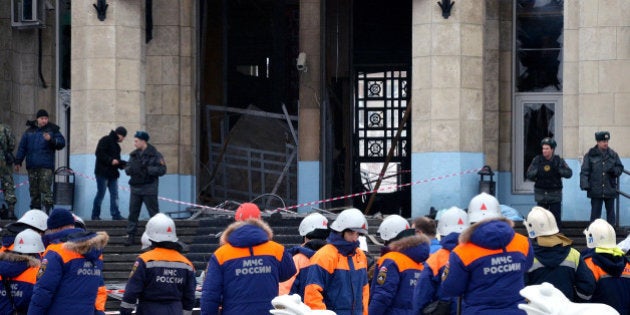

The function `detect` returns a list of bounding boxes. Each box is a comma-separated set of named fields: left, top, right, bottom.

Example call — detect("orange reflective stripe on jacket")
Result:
left=45, top=243, right=85, bottom=262
left=379, top=251, right=425, bottom=272
left=279, top=252, right=311, bottom=295
left=454, top=234, right=530, bottom=266
left=426, top=248, right=451, bottom=277
left=214, top=241, right=286, bottom=265
left=1, top=266, right=39, bottom=284
left=139, top=247, right=194, bottom=267
left=95, top=285, right=107, bottom=311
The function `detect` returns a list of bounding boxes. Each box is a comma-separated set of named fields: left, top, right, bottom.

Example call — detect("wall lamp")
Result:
left=437, top=0, right=455, bottom=19
left=93, top=0, right=108, bottom=21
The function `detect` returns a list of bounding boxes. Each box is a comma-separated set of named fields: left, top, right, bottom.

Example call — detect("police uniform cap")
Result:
left=595, top=131, right=610, bottom=141
left=540, top=137, right=556, bottom=149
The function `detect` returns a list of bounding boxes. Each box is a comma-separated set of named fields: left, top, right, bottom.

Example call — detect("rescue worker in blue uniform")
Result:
left=200, top=213, right=296, bottom=315
left=441, top=197, right=533, bottom=315
left=120, top=213, right=196, bottom=315
left=582, top=219, right=630, bottom=314
left=279, top=212, right=329, bottom=296
left=0, top=229, right=45, bottom=314
left=369, top=215, right=430, bottom=315
left=524, top=207, right=595, bottom=301
left=304, top=208, right=370, bottom=315
left=28, top=208, right=109, bottom=315
left=413, top=206, right=469, bottom=315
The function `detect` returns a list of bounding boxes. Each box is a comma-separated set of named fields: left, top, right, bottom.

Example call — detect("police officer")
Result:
left=369, top=215, right=430, bottom=315
left=0, top=121, right=17, bottom=219
left=120, top=213, right=196, bottom=315
left=201, top=203, right=296, bottom=315
left=582, top=219, right=630, bottom=314
left=0, top=229, right=45, bottom=314
left=580, top=131, right=624, bottom=225
left=279, top=212, right=329, bottom=296
left=526, top=137, right=572, bottom=227
left=124, top=131, right=167, bottom=246
left=413, top=206, right=469, bottom=315
left=441, top=194, right=534, bottom=314
left=28, top=208, right=109, bottom=315
left=524, top=207, right=595, bottom=301
left=304, top=208, right=370, bottom=315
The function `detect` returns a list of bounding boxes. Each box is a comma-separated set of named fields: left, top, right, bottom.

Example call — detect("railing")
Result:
left=615, top=169, right=630, bottom=228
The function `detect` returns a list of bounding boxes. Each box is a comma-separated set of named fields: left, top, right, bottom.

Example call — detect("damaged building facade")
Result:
left=1, top=0, right=629, bottom=223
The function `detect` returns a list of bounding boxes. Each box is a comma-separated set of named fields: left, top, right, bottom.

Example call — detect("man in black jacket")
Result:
left=526, top=137, right=572, bottom=227
left=91, top=126, right=127, bottom=220
left=580, top=131, right=624, bottom=225
left=124, top=131, right=166, bottom=246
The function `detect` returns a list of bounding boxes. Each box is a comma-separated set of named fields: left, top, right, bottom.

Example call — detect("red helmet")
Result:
left=235, top=203, right=261, bottom=221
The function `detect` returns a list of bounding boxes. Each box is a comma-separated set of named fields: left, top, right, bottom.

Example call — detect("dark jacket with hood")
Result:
left=200, top=219, right=296, bottom=315
left=15, top=121, right=65, bottom=170
left=525, top=237, right=595, bottom=301
left=526, top=154, right=572, bottom=203
left=281, top=238, right=327, bottom=296
left=413, top=232, right=460, bottom=315
left=0, top=251, right=41, bottom=314
left=583, top=249, right=630, bottom=314
left=580, top=146, right=624, bottom=199
left=441, top=218, right=534, bottom=315
left=125, top=143, right=166, bottom=195
left=94, top=130, right=123, bottom=179
left=369, top=235, right=430, bottom=315
left=28, top=229, right=109, bottom=315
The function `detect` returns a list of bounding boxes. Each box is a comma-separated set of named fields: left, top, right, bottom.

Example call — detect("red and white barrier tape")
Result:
left=1, top=167, right=481, bottom=213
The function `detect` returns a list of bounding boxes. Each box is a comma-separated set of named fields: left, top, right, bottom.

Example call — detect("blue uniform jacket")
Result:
left=583, top=249, right=630, bottom=314
left=369, top=235, right=430, bottom=315
left=121, top=245, right=196, bottom=315
left=413, top=232, right=459, bottom=315
left=15, top=122, right=65, bottom=170
left=28, top=231, right=108, bottom=315
left=441, top=219, right=533, bottom=315
left=286, top=246, right=316, bottom=296
left=304, top=232, right=369, bottom=315
left=0, top=252, right=40, bottom=314
left=525, top=241, right=595, bottom=301
left=201, top=219, right=296, bottom=315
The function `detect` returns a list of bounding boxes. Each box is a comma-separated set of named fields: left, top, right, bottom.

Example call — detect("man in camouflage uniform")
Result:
left=0, top=122, right=17, bottom=219
left=15, top=109, right=66, bottom=213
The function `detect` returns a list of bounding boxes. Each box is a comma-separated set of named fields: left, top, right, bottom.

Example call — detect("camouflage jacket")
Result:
left=0, top=123, right=16, bottom=165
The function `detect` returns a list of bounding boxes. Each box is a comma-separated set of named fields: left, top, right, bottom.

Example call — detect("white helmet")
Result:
left=437, top=207, right=469, bottom=236
left=12, top=229, right=45, bottom=254
left=468, top=192, right=501, bottom=223
left=377, top=215, right=410, bottom=241
left=584, top=219, right=617, bottom=249
left=145, top=213, right=178, bottom=242
left=330, top=208, right=368, bottom=235
left=299, top=213, right=329, bottom=237
left=523, top=207, right=559, bottom=238
left=140, top=232, right=152, bottom=250
left=17, top=209, right=48, bottom=232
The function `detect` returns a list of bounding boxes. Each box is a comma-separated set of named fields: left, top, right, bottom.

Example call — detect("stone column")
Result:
left=70, top=0, right=145, bottom=217
left=410, top=0, right=486, bottom=215
left=297, top=0, right=321, bottom=212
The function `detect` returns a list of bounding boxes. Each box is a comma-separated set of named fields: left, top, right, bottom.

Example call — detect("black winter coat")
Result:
left=526, top=154, right=572, bottom=203
left=94, top=130, right=123, bottom=179
left=125, top=144, right=166, bottom=195
left=580, top=146, right=624, bottom=199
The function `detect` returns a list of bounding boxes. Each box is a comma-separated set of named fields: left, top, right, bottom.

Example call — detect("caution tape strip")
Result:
left=1, top=167, right=481, bottom=213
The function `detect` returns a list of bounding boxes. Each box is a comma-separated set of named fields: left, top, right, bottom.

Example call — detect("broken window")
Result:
left=515, top=0, right=563, bottom=92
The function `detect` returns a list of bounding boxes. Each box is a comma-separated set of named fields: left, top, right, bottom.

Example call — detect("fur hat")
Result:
left=36, top=109, right=49, bottom=118
left=134, top=130, right=150, bottom=142
left=47, top=208, right=75, bottom=230
left=595, top=131, right=610, bottom=142
left=540, top=137, right=557, bottom=149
